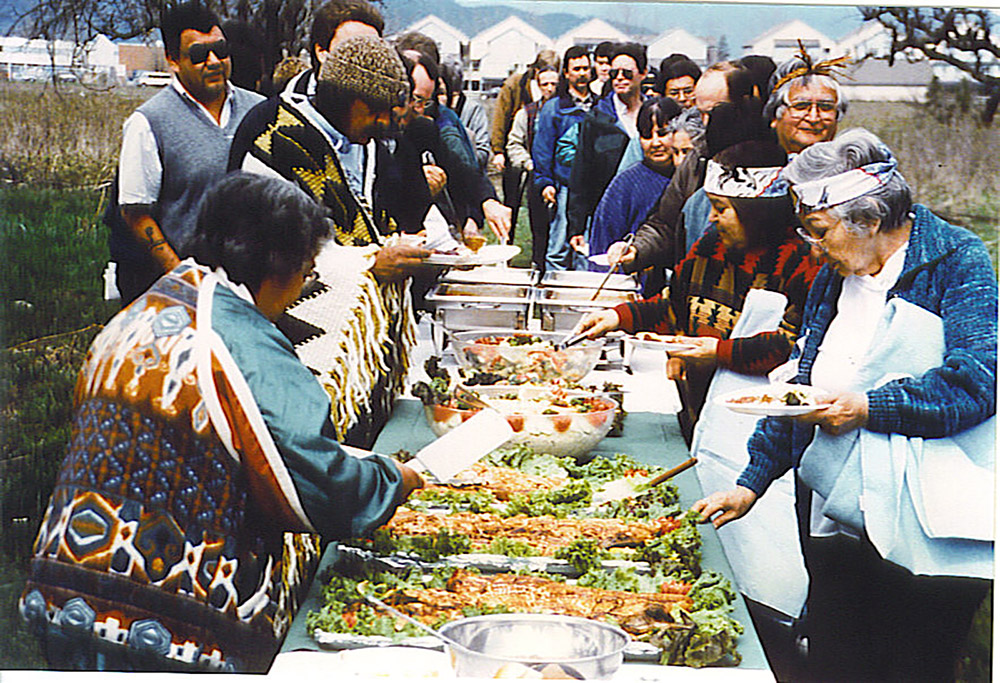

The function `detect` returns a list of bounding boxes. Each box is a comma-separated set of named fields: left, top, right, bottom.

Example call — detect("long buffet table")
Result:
left=270, top=318, right=772, bottom=679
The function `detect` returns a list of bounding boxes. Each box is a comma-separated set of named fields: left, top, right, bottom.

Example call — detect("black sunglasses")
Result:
left=608, top=68, right=635, bottom=80
left=186, top=39, right=230, bottom=65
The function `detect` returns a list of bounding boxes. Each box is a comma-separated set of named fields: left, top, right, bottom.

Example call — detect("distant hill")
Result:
left=381, top=0, right=863, bottom=49
left=2, top=0, right=864, bottom=52
left=381, top=0, right=647, bottom=40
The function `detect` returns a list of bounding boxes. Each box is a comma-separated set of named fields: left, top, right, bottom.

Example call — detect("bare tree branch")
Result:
left=859, top=7, right=1000, bottom=87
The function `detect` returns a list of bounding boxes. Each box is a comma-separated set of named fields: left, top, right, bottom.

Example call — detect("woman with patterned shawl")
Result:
left=20, top=173, right=425, bottom=672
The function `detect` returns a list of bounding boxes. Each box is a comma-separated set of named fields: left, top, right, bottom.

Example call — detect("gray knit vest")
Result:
left=138, top=85, right=264, bottom=253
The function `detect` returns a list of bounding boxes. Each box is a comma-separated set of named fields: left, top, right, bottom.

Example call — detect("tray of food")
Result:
left=539, top=287, right=638, bottom=306
left=717, top=383, right=831, bottom=416
left=306, top=447, right=745, bottom=670
left=419, top=385, right=617, bottom=462
left=428, top=283, right=533, bottom=302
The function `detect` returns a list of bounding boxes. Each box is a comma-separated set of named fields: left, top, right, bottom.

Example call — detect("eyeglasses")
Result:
left=795, top=226, right=829, bottom=250
left=185, top=39, right=230, bottom=65
left=411, top=94, right=433, bottom=107
left=666, top=86, right=695, bottom=98
left=609, top=68, right=635, bottom=80
left=786, top=99, right=837, bottom=117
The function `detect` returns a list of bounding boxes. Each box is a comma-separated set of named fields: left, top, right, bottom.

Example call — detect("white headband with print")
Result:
left=703, top=160, right=788, bottom=198
left=788, top=155, right=899, bottom=213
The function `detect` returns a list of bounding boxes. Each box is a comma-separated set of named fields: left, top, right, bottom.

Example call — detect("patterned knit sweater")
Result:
left=738, top=205, right=998, bottom=497
left=614, top=226, right=821, bottom=375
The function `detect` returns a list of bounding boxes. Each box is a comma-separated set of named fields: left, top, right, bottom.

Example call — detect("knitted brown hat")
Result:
left=318, top=35, right=409, bottom=110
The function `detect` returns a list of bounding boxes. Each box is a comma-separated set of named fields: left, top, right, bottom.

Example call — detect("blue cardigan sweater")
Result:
left=587, top=160, right=671, bottom=269
left=738, top=204, right=998, bottom=496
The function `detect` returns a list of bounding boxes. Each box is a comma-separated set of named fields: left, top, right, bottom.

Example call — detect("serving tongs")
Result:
left=555, top=329, right=592, bottom=350
left=590, top=232, right=635, bottom=302
left=452, top=383, right=494, bottom=411
left=357, top=582, right=464, bottom=650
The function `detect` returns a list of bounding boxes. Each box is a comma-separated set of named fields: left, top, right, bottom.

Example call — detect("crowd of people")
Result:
left=17, top=0, right=995, bottom=680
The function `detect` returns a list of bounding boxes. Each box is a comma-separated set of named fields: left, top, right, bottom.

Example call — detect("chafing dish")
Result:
left=540, top=270, right=638, bottom=292
left=441, top=266, right=538, bottom=287
left=536, top=287, right=638, bottom=332
left=425, top=283, right=532, bottom=350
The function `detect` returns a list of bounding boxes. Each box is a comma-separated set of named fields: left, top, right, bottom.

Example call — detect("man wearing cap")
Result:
left=106, top=1, right=264, bottom=304
left=229, top=35, right=430, bottom=449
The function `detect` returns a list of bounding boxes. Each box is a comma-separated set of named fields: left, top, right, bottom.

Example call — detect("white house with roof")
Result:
left=399, top=15, right=468, bottom=62
left=554, top=18, right=629, bottom=56
left=647, top=27, right=710, bottom=67
left=742, top=19, right=838, bottom=63
left=468, top=16, right=553, bottom=90
left=841, top=59, right=934, bottom=102
left=0, top=33, right=123, bottom=83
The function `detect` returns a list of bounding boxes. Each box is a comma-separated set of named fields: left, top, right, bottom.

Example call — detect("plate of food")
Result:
left=717, top=383, right=831, bottom=416
left=423, top=244, right=520, bottom=267
left=627, top=332, right=700, bottom=353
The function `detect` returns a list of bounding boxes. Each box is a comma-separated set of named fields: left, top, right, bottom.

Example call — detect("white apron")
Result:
left=690, top=289, right=809, bottom=618
left=798, top=297, right=994, bottom=579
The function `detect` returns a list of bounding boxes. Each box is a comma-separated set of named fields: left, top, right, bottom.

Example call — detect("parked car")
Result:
left=135, top=70, right=171, bottom=87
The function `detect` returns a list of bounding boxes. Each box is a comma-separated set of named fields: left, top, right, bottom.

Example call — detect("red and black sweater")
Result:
left=614, top=225, right=821, bottom=375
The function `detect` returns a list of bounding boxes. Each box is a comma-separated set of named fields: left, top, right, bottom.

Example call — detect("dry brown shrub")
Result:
left=842, top=101, right=1000, bottom=223
left=0, top=81, right=150, bottom=188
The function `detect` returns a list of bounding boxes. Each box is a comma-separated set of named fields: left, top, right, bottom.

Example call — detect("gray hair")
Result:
left=783, top=128, right=912, bottom=234
left=764, top=57, right=848, bottom=122
left=668, top=106, right=706, bottom=147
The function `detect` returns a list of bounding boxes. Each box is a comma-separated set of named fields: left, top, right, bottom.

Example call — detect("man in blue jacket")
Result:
left=567, top=43, right=648, bottom=261
left=532, top=45, right=595, bottom=271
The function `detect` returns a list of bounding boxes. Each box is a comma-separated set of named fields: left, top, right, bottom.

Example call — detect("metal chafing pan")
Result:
left=425, top=283, right=532, bottom=341
left=441, top=266, right=538, bottom=287
left=540, top=270, right=638, bottom=291
left=536, top=287, right=638, bottom=332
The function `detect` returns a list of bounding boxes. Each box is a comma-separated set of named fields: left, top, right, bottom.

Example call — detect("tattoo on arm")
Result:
left=145, top=226, right=167, bottom=250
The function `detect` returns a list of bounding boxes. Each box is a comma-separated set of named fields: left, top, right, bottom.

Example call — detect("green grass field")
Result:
left=0, top=83, right=995, bottom=673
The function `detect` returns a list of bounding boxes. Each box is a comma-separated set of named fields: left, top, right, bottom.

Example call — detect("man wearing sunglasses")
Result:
left=108, top=1, right=263, bottom=304
left=565, top=43, right=648, bottom=266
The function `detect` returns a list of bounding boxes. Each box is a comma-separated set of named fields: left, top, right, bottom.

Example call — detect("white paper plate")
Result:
left=424, top=244, right=520, bottom=266
left=627, top=335, right=699, bottom=354
left=588, top=253, right=610, bottom=267
left=717, top=383, right=832, bottom=416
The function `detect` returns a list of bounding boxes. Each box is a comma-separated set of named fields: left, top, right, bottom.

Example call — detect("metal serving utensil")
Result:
left=592, top=457, right=699, bottom=504
left=356, top=582, right=465, bottom=650
left=589, top=232, right=635, bottom=302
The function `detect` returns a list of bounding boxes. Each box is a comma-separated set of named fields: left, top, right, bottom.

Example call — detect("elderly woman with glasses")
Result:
left=21, top=173, right=425, bottom=672
left=693, top=129, right=996, bottom=682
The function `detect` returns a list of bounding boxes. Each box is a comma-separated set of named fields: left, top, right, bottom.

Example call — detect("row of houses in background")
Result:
left=0, top=13, right=995, bottom=101
left=404, top=14, right=995, bottom=103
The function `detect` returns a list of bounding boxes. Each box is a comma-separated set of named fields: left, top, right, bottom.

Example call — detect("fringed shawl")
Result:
left=243, top=96, right=416, bottom=442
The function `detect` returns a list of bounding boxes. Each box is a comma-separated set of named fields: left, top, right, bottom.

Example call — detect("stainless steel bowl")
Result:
left=439, top=613, right=629, bottom=679
left=450, top=330, right=603, bottom=383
